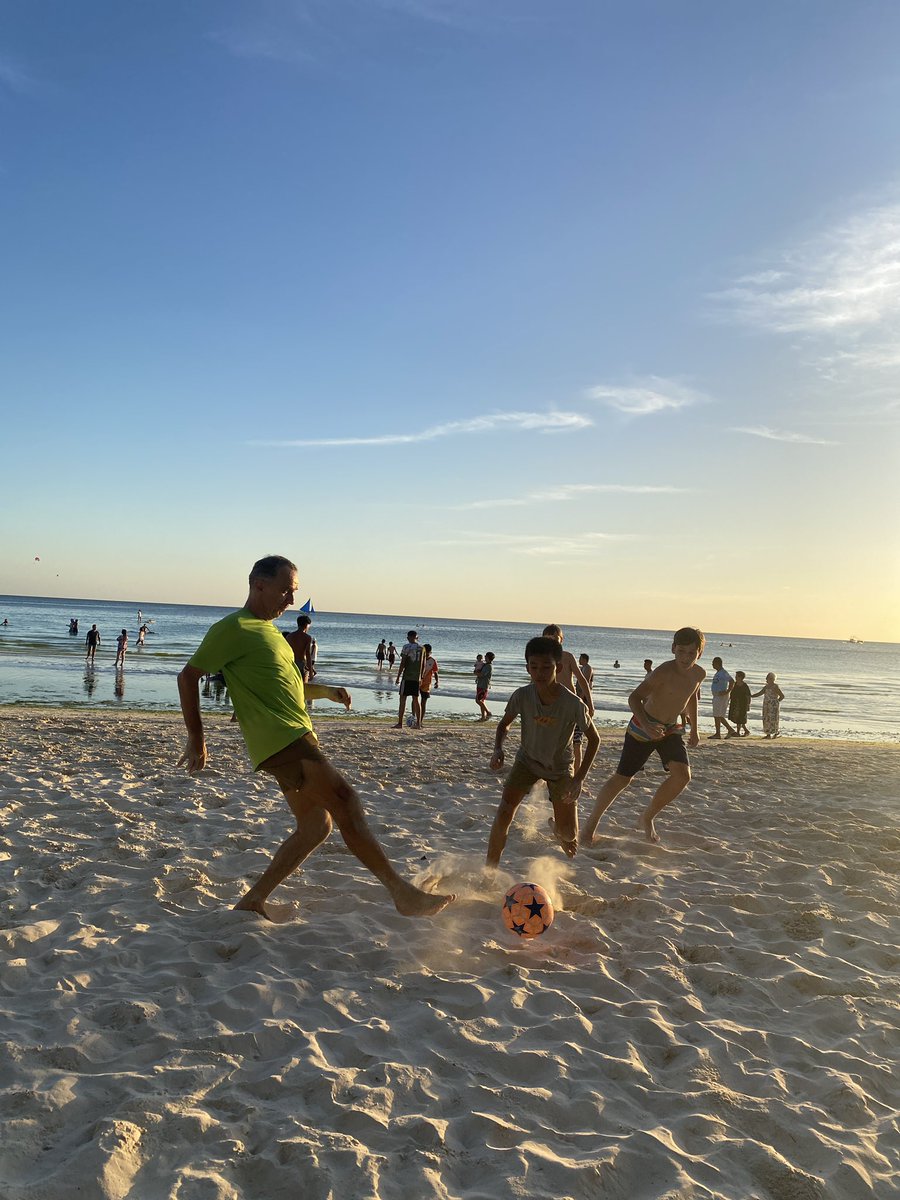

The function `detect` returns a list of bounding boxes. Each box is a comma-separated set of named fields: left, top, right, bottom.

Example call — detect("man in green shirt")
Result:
left=177, top=555, right=456, bottom=921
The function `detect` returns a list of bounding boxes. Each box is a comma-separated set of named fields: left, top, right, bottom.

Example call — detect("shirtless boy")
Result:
left=486, top=636, right=599, bottom=867
left=582, top=626, right=705, bottom=845
left=543, top=625, right=595, bottom=769
left=284, top=614, right=315, bottom=681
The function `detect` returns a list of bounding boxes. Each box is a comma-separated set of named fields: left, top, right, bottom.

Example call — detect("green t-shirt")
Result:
left=189, top=609, right=313, bottom=769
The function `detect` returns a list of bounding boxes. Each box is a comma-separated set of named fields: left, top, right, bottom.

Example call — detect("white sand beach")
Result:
left=1, top=708, right=898, bottom=1199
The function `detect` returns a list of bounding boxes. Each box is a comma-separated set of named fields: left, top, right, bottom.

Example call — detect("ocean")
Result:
left=0, top=594, right=896, bottom=742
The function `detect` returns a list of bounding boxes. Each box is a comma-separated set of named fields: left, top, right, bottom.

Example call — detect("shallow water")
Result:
left=0, top=594, right=897, bottom=741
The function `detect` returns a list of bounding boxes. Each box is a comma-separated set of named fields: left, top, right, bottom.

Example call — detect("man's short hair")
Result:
left=423, top=643, right=432, bottom=654
left=407, top=630, right=417, bottom=640
left=711, top=656, right=723, bottom=669
left=735, top=670, right=745, bottom=680
left=297, top=615, right=311, bottom=628
left=580, top=653, right=590, bottom=663
left=249, top=555, right=297, bottom=582
left=542, top=623, right=562, bottom=640
left=525, top=636, right=563, bottom=663
left=673, top=626, right=705, bottom=653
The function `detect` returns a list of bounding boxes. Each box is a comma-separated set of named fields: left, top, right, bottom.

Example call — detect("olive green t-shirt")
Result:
left=504, top=683, right=593, bottom=779
left=188, top=609, right=313, bottom=769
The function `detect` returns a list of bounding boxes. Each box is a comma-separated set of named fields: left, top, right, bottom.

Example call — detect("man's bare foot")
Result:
left=393, top=722, right=403, bottom=729
left=392, top=883, right=457, bottom=917
left=233, top=896, right=293, bottom=923
left=638, top=813, right=660, bottom=843
left=708, top=733, right=722, bottom=740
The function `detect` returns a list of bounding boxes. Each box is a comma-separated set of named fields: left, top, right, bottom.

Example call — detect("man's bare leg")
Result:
left=581, top=773, right=631, bottom=845
left=395, top=692, right=407, bottom=729
left=299, top=759, right=455, bottom=915
left=412, top=695, right=422, bottom=729
left=486, top=786, right=529, bottom=867
left=638, top=763, right=690, bottom=844
left=235, top=804, right=333, bottom=919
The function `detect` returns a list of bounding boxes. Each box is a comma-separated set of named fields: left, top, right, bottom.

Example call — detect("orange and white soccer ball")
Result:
left=501, top=881, right=554, bottom=938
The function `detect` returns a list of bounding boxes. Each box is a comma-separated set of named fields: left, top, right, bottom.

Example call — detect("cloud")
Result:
left=452, top=483, right=689, bottom=511
left=0, top=55, right=39, bottom=97
left=210, top=0, right=498, bottom=65
left=714, top=201, right=900, bottom=335
left=373, top=0, right=488, bottom=28
left=208, top=25, right=314, bottom=66
left=435, top=531, right=638, bottom=557
left=585, top=377, right=708, bottom=416
left=733, top=426, right=838, bottom=446
left=251, top=410, right=592, bottom=448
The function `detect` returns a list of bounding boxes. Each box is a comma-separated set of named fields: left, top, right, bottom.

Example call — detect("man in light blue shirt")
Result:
left=710, top=656, right=736, bottom=739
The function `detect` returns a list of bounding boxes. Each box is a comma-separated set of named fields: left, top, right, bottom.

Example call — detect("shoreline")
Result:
left=3, top=702, right=899, bottom=748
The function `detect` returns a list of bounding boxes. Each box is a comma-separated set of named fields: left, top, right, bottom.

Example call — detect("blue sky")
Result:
left=2, top=0, right=899, bottom=639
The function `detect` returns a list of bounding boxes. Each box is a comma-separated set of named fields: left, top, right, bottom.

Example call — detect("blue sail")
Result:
left=300, top=598, right=315, bottom=614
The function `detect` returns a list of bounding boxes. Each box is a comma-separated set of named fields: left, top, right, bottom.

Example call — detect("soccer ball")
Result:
left=501, top=882, right=554, bottom=938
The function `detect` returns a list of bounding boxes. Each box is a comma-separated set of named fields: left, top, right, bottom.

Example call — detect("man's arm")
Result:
left=305, top=683, right=351, bottom=709
left=177, top=664, right=208, bottom=773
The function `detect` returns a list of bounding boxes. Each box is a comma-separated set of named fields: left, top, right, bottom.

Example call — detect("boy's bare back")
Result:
left=637, top=660, right=705, bottom=724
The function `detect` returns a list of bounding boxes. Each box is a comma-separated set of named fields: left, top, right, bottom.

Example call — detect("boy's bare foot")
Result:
left=638, top=813, right=660, bottom=843
left=547, top=816, right=578, bottom=858
left=392, top=883, right=457, bottom=917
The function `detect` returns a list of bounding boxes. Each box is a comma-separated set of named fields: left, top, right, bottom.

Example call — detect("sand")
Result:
left=1, top=707, right=898, bottom=1200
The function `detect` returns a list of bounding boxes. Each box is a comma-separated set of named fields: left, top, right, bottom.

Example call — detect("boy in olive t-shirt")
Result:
left=486, top=636, right=599, bottom=867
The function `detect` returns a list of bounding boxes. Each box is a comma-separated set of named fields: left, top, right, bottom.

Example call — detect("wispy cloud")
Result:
left=373, top=0, right=489, bottom=29
left=435, top=531, right=638, bottom=557
left=251, top=410, right=591, bottom=448
left=452, top=483, right=689, bottom=511
left=585, top=376, right=709, bottom=416
left=733, top=426, right=838, bottom=446
left=714, top=201, right=900, bottom=335
left=208, top=24, right=314, bottom=67
left=0, top=55, right=40, bottom=97
left=210, top=0, right=497, bottom=65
